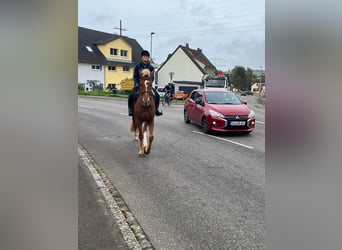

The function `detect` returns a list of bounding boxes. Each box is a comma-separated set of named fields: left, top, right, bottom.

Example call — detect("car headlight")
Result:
left=208, top=110, right=224, bottom=118
left=248, top=110, right=255, bottom=118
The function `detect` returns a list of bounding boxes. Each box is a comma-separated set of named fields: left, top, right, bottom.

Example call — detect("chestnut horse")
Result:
left=130, top=69, right=155, bottom=157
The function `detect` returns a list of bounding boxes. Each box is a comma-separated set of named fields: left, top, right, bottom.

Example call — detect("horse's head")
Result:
left=139, top=78, right=153, bottom=107
left=141, top=69, right=151, bottom=78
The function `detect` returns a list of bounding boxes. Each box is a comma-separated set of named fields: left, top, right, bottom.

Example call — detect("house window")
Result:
left=110, top=48, right=118, bottom=56
left=123, top=66, right=130, bottom=72
left=91, top=65, right=102, bottom=71
left=120, top=50, right=128, bottom=57
left=108, top=66, right=116, bottom=71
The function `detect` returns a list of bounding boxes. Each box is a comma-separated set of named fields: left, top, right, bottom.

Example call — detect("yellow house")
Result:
left=78, top=27, right=144, bottom=91
left=97, top=38, right=133, bottom=90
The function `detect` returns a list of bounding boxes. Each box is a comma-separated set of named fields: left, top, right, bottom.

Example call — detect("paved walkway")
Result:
left=79, top=159, right=129, bottom=250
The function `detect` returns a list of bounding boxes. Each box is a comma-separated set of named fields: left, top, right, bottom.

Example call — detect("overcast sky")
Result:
left=78, top=0, right=265, bottom=71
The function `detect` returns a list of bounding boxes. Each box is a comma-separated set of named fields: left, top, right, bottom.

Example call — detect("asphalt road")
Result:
left=78, top=95, right=265, bottom=249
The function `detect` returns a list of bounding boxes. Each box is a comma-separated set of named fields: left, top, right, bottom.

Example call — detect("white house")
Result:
left=78, top=63, right=105, bottom=91
left=156, top=43, right=217, bottom=94
left=251, top=74, right=266, bottom=94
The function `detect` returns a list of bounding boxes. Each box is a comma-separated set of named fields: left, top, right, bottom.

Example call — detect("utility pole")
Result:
left=115, top=20, right=127, bottom=36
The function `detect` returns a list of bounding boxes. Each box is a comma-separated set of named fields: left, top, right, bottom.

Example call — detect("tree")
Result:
left=245, top=67, right=255, bottom=91
left=229, top=66, right=258, bottom=91
left=230, top=66, right=246, bottom=90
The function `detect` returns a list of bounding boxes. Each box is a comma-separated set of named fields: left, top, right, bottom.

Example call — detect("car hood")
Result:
left=207, top=104, right=251, bottom=115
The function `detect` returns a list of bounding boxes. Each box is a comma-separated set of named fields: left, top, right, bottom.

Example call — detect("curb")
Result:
left=78, top=144, right=154, bottom=250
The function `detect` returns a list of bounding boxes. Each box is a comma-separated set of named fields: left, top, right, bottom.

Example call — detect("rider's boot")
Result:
left=154, top=91, right=163, bottom=116
left=128, top=94, right=134, bottom=116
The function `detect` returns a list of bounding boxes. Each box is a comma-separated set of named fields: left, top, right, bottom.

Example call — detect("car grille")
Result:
left=223, top=115, right=249, bottom=129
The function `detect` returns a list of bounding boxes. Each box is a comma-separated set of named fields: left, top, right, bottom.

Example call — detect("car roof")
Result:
left=197, top=88, right=230, bottom=93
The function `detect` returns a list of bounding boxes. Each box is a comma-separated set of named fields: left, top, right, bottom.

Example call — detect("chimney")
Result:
left=197, top=48, right=202, bottom=52
left=185, top=43, right=189, bottom=48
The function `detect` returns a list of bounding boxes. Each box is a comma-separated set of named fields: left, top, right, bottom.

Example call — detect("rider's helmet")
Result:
left=141, top=50, right=150, bottom=57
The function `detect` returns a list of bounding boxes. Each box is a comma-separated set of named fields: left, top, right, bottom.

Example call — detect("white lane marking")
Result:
left=192, top=131, right=254, bottom=149
left=79, top=105, right=95, bottom=109
left=256, top=121, right=265, bottom=125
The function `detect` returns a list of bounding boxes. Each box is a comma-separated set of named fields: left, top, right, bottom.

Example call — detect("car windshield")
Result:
left=205, top=92, right=241, bottom=104
left=205, top=79, right=226, bottom=88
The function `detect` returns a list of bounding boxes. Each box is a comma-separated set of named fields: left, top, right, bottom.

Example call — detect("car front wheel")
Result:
left=201, top=117, right=209, bottom=134
left=184, top=110, right=190, bottom=123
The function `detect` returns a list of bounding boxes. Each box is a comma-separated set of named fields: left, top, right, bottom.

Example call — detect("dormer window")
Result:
left=85, top=45, right=93, bottom=52
left=120, top=50, right=128, bottom=57
left=110, top=48, right=118, bottom=56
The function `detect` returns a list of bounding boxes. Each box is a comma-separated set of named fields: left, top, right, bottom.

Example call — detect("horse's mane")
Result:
left=141, top=69, right=151, bottom=78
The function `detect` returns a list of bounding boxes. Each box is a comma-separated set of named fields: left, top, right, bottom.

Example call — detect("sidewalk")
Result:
left=79, top=159, right=129, bottom=250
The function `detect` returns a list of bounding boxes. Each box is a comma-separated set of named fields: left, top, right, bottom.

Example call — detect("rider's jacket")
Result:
left=133, top=62, right=155, bottom=87
left=164, top=85, right=171, bottom=94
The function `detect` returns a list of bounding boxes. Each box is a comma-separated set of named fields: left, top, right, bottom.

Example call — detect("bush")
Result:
left=93, top=85, right=104, bottom=91
left=257, top=94, right=265, bottom=105
left=78, top=84, right=85, bottom=91
left=78, top=89, right=128, bottom=99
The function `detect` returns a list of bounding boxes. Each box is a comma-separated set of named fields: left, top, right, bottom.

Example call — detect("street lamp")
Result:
left=150, top=32, right=155, bottom=60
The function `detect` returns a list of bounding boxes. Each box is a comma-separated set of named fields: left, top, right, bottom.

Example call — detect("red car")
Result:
left=184, top=88, right=255, bottom=134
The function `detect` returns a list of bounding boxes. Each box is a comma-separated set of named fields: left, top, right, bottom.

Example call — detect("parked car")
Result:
left=172, top=90, right=188, bottom=100
left=184, top=88, right=255, bottom=134
left=241, top=90, right=254, bottom=96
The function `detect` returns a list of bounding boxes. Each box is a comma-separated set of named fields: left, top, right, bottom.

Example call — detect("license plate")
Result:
left=230, top=121, right=245, bottom=126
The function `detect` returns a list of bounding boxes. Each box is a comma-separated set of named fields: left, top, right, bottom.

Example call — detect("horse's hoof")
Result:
left=138, top=154, right=145, bottom=158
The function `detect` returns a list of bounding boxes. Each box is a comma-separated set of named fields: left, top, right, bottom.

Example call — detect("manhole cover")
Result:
left=103, top=135, right=122, bottom=141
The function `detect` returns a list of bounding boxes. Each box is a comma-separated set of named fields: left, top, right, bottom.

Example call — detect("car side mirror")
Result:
left=242, top=101, right=247, bottom=105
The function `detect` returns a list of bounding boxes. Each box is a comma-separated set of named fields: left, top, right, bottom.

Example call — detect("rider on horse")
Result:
left=128, top=50, right=163, bottom=116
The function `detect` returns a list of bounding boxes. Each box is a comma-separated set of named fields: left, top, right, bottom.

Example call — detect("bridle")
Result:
left=139, top=80, right=154, bottom=107
left=140, top=90, right=154, bottom=96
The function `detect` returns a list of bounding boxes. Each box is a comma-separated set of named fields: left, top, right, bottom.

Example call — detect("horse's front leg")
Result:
left=138, top=126, right=145, bottom=157
left=142, top=123, right=148, bottom=149
left=144, top=122, right=154, bottom=155
left=133, top=129, right=138, bottom=144
left=131, top=120, right=138, bottom=143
